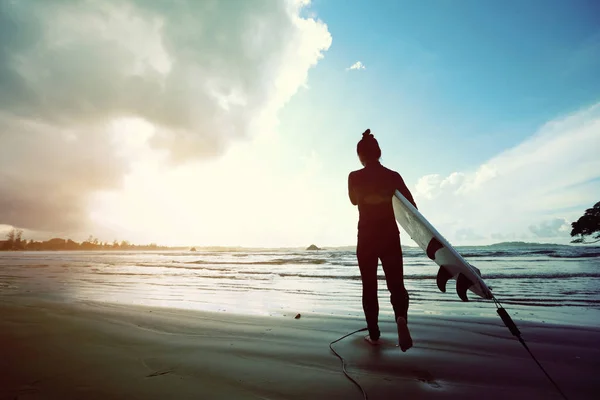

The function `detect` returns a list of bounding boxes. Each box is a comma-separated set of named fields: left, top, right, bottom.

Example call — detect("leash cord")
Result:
left=329, top=327, right=369, bottom=400
left=493, top=296, right=568, bottom=400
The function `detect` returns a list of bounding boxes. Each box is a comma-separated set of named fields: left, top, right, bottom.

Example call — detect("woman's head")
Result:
left=356, top=129, right=381, bottom=165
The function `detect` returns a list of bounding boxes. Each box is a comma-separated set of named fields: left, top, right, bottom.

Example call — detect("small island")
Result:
left=306, top=244, right=321, bottom=251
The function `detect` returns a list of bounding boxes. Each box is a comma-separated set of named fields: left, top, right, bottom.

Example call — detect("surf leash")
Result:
left=492, top=296, right=569, bottom=400
left=330, top=302, right=568, bottom=400
left=329, top=327, right=369, bottom=400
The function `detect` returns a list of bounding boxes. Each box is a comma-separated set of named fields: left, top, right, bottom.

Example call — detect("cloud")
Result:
left=346, top=61, right=365, bottom=71
left=414, top=172, right=466, bottom=200
left=455, top=228, right=485, bottom=241
left=413, top=102, right=600, bottom=244
left=0, top=116, right=127, bottom=233
left=490, top=232, right=518, bottom=241
left=529, top=218, right=571, bottom=238
left=0, top=0, right=331, bottom=233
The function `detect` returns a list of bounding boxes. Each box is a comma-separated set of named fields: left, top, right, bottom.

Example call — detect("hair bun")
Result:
left=357, top=128, right=381, bottom=161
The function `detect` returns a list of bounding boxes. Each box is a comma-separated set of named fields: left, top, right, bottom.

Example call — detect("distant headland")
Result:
left=481, top=241, right=572, bottom=248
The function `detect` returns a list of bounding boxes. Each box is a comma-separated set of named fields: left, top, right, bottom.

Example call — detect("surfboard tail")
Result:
left=393, top=190, right=493, bottom=302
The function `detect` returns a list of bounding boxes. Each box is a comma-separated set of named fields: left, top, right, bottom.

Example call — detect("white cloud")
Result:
left=455, top=228, right=485, bottom=241
left=0, top=0, right=331, bottom=234
left=415, top=172, right=466, bottom=200
left=529, top=218, right=571, bottom=238
left=413, top=103, right=600, bottom=244
left=346, top=61, right=366, bottom=71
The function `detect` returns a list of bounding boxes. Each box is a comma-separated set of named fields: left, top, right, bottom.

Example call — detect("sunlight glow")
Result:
left=89, top=117, right=335, bottom=247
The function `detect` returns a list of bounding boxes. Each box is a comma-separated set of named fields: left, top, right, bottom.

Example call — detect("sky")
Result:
left=0, top=0, right=599, bottom=247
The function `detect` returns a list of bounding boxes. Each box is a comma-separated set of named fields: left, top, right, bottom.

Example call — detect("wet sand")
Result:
left=1, top=297, right=599, bottom=400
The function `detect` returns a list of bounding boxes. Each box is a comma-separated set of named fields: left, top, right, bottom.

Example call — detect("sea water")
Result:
left=1, top=244, right=599, bottom=327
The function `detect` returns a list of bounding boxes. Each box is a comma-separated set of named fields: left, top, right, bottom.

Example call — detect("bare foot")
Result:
left=396, top=317, right=413, bottom=352
left=364, top=335, right=380, bottom=345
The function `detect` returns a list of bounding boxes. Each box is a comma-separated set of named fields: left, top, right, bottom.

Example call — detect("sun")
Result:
left=88, top=117, right=341, bottom=247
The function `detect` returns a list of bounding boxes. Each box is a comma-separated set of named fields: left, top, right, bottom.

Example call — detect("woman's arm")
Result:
left=348, top=173, right=358, bottom=205
left=396, top=173, right=417, bottom=209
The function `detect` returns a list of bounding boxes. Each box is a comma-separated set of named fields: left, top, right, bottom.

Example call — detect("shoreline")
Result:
left=2, top=296, right=599, bottom=399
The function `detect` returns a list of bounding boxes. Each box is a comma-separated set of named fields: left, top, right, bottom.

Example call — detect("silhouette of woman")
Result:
left=348, top=129, right=417, bottom=351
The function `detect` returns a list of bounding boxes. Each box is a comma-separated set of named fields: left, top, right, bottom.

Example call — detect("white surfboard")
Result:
left=392, top=190, right=493, bottom=301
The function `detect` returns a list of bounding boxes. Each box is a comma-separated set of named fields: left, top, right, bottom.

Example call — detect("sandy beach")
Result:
left=2, top=296, right=599, bottom=400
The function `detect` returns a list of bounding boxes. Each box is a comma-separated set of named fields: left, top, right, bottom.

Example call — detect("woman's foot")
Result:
left=364, top=335, right=380, bottom=345
left=396, top=317, right=413, bottom=352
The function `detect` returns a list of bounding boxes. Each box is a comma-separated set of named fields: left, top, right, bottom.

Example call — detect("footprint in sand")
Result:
left=141, top=357, right=177, bottom=378
left=414, top=370, right=442, bottom=389
left=14, top=385, right=39, bottom=399
left=146, top=369, right=174, bottom=378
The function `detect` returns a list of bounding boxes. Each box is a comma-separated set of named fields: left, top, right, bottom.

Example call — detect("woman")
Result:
left=348, top=129, right=417, bottom=351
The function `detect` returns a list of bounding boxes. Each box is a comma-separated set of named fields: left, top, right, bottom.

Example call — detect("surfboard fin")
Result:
left=426, top=238, right=444, bottom=260
left=456, top=273, right=474, bottom=302
left=468, top=263, right=482, bottom=277
left=436, top=266, right=453, bottom=293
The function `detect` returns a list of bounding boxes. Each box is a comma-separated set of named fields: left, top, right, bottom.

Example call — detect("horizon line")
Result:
left=1, top=237, right=587, bottom=250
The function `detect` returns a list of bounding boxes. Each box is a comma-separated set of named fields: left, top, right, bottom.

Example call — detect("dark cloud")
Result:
left=0, top=116, right=126, bottom=231
left=0, top=0, right=331, bottom=232
left=1, top=0, right=295, bottom=153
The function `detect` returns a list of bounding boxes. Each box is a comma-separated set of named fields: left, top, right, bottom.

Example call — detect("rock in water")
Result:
left=306, top=244, right=320, bottom=250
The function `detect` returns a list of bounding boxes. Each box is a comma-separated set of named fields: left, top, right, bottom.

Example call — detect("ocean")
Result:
left=1, top=244, right=599, bottom=327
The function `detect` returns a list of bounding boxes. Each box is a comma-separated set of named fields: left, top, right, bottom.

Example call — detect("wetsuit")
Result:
left=348, top=162, right=417, bottom=340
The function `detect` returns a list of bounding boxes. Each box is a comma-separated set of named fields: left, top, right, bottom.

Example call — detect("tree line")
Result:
left=1, top=230, right=175, bottom=251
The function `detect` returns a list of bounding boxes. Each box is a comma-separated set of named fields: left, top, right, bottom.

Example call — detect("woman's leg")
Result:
left=357, top=238, right=380, bottom=340
left=380, top=234, right=412, bottom=350
left=380, top=234, right=409, bottom=322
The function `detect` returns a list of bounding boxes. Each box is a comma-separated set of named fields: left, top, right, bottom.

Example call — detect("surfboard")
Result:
left=392, top=190, right=493, bottom=301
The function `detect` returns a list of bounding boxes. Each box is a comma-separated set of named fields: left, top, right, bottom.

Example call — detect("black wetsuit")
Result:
left=348, top=162, right=417, bottom=340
